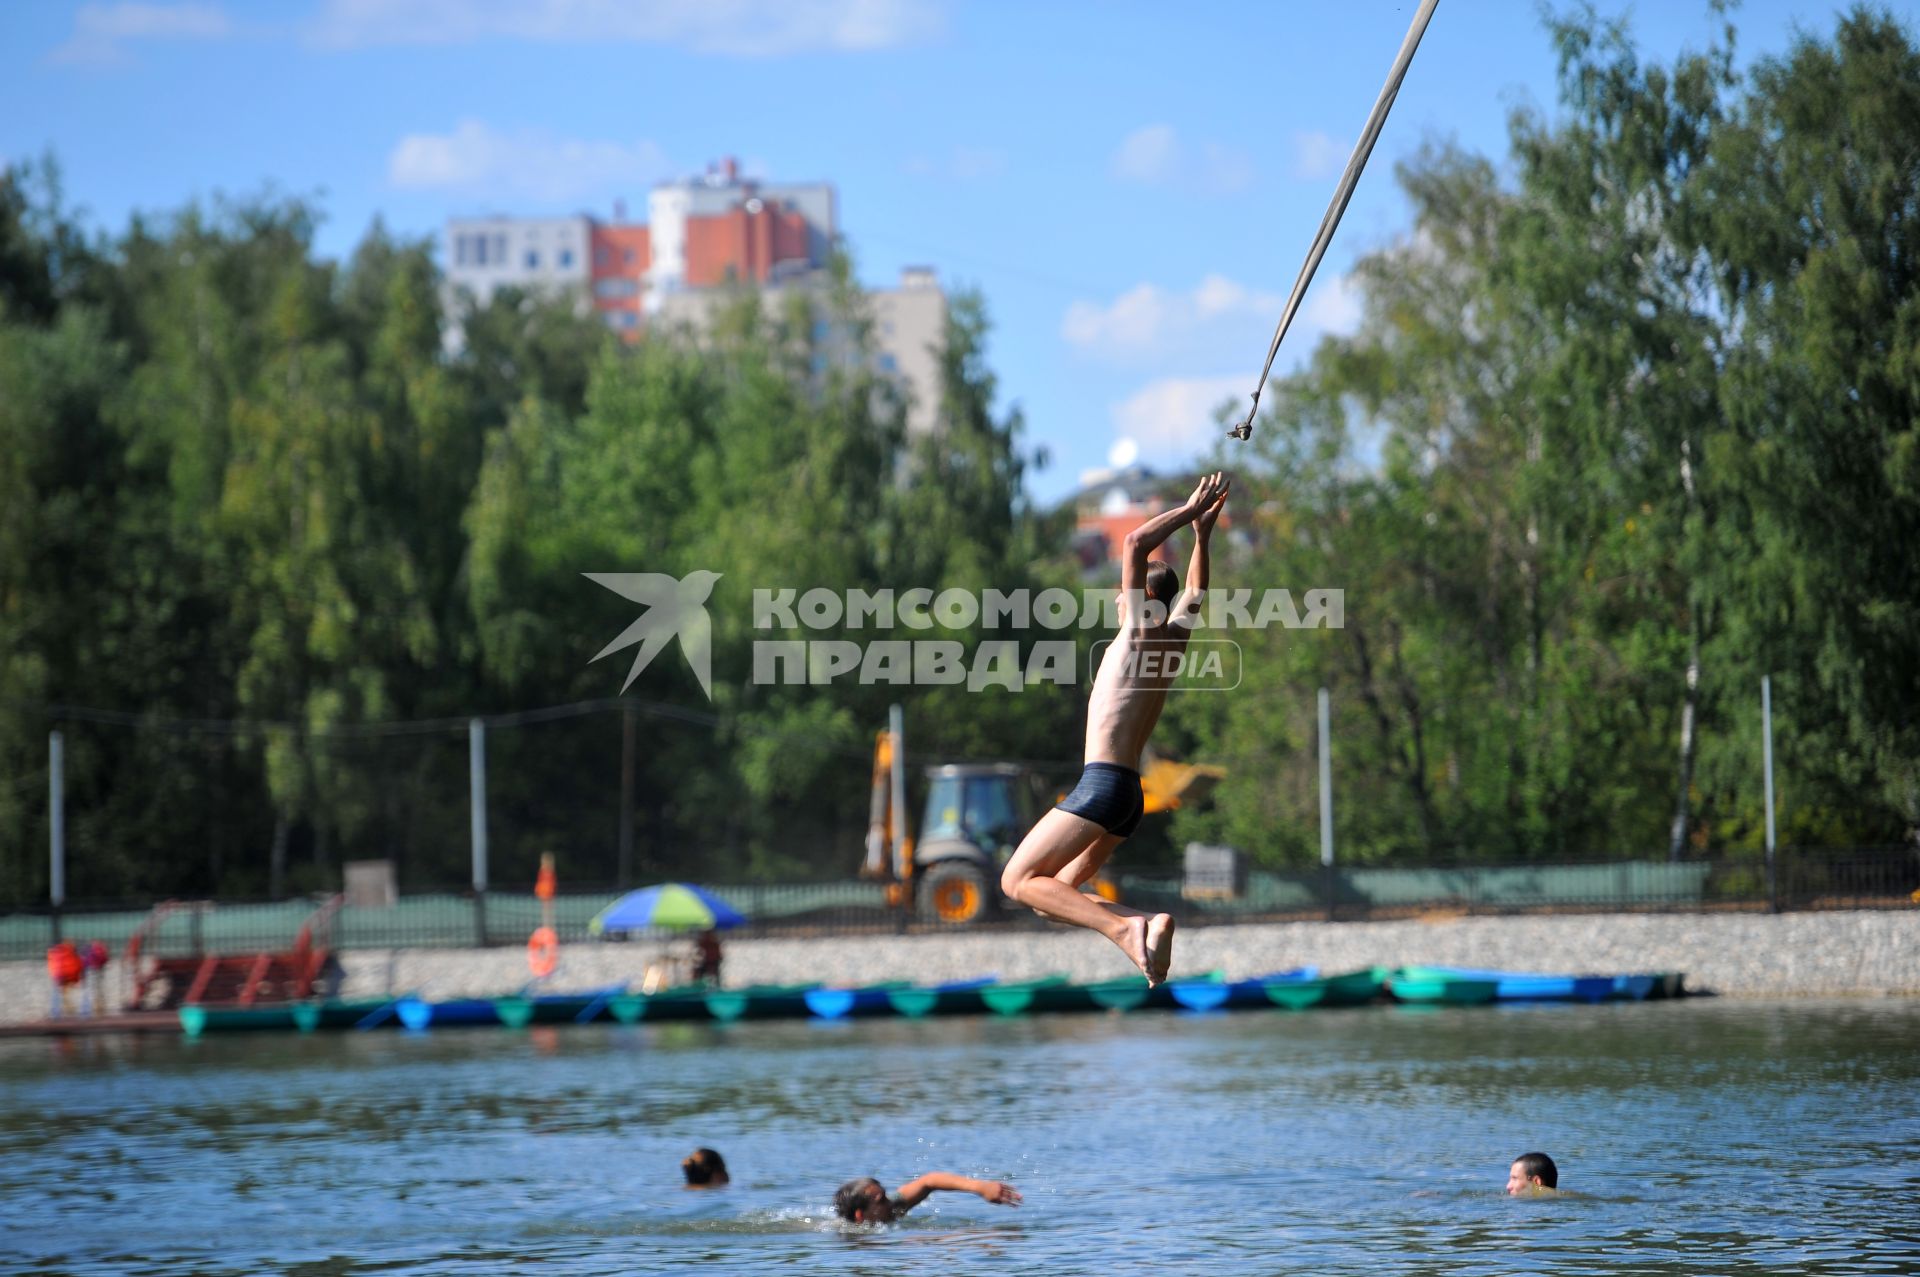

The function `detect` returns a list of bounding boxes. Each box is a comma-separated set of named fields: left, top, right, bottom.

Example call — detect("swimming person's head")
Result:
left=1507, top=1152, right=1558, bottom=1195
left=834, top=1177, right=894, bottom=1222
left=682, top=1148, right=729, bottom=1187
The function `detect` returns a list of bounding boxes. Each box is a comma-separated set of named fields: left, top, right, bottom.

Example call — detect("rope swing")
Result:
left=1230, top=0, right=1441, bottom=442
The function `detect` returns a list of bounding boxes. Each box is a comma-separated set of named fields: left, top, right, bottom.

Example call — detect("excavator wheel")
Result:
left=917, top=860, right=993, bottom=926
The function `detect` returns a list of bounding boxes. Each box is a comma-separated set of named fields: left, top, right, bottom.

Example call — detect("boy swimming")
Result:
left=682, top=1148, right=729, bottom=1187
left=1506, top=1152, right=1558, bottom=1195
left=999, top=471, right=1229, bottom=985
left=832, top=1172, right=1022, bottom=1223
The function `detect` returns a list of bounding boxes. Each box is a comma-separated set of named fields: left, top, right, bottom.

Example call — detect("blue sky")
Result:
left=2, top=0, right=1901, bottom=504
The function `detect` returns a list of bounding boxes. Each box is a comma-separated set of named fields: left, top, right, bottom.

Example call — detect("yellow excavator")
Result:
left=858, top=707, right=1223, bottom=925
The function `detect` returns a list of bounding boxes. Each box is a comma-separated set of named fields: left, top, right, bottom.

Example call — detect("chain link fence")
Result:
left=3, top=847, right=1913, bottom=962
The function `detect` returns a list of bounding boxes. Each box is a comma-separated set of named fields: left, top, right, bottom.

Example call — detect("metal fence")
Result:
left=2, top=848, right=1914, bottom=962
left=1123, top=847, right=1920, bottom=921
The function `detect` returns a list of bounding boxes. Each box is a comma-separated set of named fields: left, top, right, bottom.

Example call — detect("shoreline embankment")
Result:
left=2, top=909, right=1915, bottom=1024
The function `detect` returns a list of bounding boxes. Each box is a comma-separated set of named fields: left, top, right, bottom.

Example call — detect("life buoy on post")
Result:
left=527, top=926, right=559, bottom=979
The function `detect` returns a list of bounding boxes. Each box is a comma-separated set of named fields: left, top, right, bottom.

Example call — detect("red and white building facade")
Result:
left=443, top=159, right=944, bottom=432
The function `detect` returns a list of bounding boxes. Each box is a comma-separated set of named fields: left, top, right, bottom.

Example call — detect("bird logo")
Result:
left=586, top=571, right=723, bottom=700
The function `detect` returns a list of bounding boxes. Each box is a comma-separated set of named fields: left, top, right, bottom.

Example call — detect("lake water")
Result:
left=2, top=999, right=1917, bottom=1275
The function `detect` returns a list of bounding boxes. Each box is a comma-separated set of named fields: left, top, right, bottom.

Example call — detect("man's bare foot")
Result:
left=1145, top=913, right=1175, bottom=986
left=1115, top=914, right=1153, bottom=981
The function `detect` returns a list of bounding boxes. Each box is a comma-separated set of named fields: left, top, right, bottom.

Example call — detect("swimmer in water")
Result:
left=682, top=1148, right=729, bottom=1187
left=833, top=1172, right=1022, bottom=1223
left=1506, top=1152, right=1558, bottom=1196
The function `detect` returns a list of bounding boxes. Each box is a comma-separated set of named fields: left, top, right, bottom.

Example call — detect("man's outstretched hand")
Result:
left=1184, top=471, right=1229, bottom=523
left=1196, top=476, right=1230, bottom=534
left=980, top=1181, right=1023, bottom=1206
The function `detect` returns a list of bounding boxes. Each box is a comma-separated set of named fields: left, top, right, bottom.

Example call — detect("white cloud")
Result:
left=48, top=2, right=232, bottom=66
left=1066, top=269, right=1366, bottom=367
left=1110, top=124, right=1253, bottom=195
left=903, top=145, right=1005, bottom=182
left=1063, top=273, right=1285, bottom=357
left=1291, top=129, right=1349, bottom=181
left=1063, top=284, right=1171, bottom=351
left=388, top=120, right=668, bottom=201
left=1112, top=125, right=1179, bottom=184
left=1193, top=140, right=1254, bottom=195
left=1083, top=274, right=1369, bottom=464
left=1111, top=375, right=1250, bottom=455
left=1306, top=270, right=1363, bottom=335
left=309, top=0, right=942, bottom=56
left=947, top=146, right=1005, bottom=181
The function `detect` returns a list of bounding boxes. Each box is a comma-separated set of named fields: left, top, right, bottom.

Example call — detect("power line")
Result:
left=10, top=695, right=876, bottom=760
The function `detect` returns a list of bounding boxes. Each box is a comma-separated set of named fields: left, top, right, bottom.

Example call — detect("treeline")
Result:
left=2, top=6, right=1917, bottom=906
left=0, top=172, right=1077, bottom=903
left=1160, top=6, right=1920, bottom=863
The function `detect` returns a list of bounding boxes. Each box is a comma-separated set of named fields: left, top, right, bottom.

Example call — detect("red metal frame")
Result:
left=125, top=894, right=345, bottom=1011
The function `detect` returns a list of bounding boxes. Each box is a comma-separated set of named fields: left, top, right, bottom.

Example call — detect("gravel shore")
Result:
left=4, top=909, right=1916, bottom=1023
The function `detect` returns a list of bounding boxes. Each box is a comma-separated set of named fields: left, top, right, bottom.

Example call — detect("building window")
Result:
left=453, top=235, right=469, bottom=266
left=623, top=248, right=636, bottom=265
left=594, top=278, right=638, bottom=299
left=526, top=249, right=540, bottom=270
left=877, top=353, right=899, bottom=373
left=492, top=234, right=507, bottom=265
left=559, top=249, right=574, bottom=268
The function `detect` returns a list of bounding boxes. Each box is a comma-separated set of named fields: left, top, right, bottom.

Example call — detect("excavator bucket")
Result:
left=1139, top=756, right=1226, bottom=815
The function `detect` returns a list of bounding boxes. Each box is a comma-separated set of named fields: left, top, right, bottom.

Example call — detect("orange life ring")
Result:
left=526, top=926, right=559, bottom=978
left=47, top=942, right=84, bottom=986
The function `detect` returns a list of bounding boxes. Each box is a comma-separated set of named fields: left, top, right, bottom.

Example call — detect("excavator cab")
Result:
left=859, top=714, right=1224, bottom=927
left=913, top=764, right=1045, bottom=925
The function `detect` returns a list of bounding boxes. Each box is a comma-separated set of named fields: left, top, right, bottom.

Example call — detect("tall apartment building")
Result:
left=445, top=215, right=593, bottom=306
left=643, top=156, right=834, bottom=312
left=442, top=158, right=944, bottom=431
left=657, top=263, right=948, bottom=435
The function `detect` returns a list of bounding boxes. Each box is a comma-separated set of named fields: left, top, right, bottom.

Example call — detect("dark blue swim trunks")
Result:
left=1056, top=762, right=1145, bottom=838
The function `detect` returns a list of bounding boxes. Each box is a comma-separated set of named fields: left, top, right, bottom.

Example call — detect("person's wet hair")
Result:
left=834, top=1177, right=886, bottom=1220
left=1515, top=1151, right=1557, bottom=1188
left=682, top=1147, right=728, bottom=1185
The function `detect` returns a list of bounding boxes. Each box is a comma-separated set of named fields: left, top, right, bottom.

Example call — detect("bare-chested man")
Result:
left=999, top=471, right=1228, bottom=985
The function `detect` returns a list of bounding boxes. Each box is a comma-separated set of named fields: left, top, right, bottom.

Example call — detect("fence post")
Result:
left=889, top=702, right=909, bottom=933
left=1762, top=675, right=1778, bottom=913
left=618, top=705, right=637, bottom=889
left=49, top=730, right=65, bottom=944
left=1318, top=688, right=1335, bottom=922
left=470, top=718, right=489, bottom=945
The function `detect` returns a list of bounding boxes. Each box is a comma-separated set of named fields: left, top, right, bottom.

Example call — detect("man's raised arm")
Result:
left=1178, top=479, right=1229, bottom=623
left=1122, top=472, right=1227, bottom=608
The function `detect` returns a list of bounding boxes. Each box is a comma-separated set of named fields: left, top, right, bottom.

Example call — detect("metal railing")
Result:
left=1, top=848, right=1913, bottom=961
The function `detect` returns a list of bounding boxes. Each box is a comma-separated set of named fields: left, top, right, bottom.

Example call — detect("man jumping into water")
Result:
left=1000, top=471, right=1229, bottom=986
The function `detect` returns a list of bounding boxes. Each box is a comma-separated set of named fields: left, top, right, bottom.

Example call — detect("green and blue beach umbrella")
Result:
left=589, top=883, right=746, bottom=935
